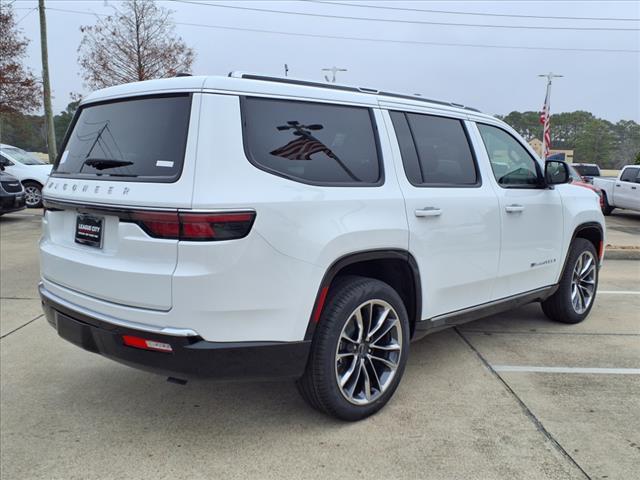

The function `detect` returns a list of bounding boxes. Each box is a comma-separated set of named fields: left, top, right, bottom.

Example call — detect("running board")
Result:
left=413, top=285, right=558, bottom=340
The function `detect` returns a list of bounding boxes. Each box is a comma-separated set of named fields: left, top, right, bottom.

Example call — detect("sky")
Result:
left=9, top=0, right=640, bottom=122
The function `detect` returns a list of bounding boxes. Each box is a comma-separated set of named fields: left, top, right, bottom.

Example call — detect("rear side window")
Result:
left=242, top=97, right=381, bottom=185
left=53, top=94, right=192, bottom=182
left=389, top=111, right=478, bottom=186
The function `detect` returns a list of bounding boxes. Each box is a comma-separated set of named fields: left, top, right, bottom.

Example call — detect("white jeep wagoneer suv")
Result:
left=39, top=73, right=605, bottom=420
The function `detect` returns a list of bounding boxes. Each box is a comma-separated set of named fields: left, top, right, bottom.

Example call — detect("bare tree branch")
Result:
left=0, top=4, right=41, bottom=114
left=77, top=0, right=195, bottom=90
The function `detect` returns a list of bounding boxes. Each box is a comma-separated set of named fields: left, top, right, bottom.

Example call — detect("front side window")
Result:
left=477, top=124, right=542, bottom=188
left=390, top=111, right=478, bottom=186
left=53, top=94, right=192, bottom=182
left=242, top=97, right=381, bottom=185
left=620, top=167, right=639, bottom=182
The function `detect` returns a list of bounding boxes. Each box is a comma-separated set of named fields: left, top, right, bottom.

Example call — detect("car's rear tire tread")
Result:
left=542, top=238, right=598, bottom=324
left=296, top=275, right=409, bottom=421
left=601, top=192, right=614, bottom=216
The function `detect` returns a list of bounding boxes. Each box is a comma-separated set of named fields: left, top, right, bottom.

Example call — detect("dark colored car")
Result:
left=0, top=170, right=26, bottom=215
left=572, top=163, right=601, bottom=184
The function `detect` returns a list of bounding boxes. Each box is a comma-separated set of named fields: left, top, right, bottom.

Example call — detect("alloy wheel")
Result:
left=24, top=185, right=41, bottom=208
left=571, top=251, right=596, bottom=314
left=335, top=299, right=402, bottom=406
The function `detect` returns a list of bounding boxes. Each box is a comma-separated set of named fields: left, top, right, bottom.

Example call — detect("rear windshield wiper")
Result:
left=82, top=158, right=134, bottom=171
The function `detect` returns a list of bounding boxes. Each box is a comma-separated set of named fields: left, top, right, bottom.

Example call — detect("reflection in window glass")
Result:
left=242, top=97, right=380, bottom=185
left=477, top=124, right=541, bottom=187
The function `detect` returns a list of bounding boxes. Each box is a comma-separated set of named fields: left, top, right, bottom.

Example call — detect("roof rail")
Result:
left=227, top=71, right=482, bottom=113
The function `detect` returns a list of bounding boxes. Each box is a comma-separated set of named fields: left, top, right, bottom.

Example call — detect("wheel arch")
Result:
left=21, top=179, right=43, bottom=187
left=303, top=249, right=422, bottom=341
left=561, top=222, right=604, bottom=278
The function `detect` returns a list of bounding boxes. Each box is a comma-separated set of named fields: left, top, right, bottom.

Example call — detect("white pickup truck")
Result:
left=593, top=165, right=640, bottom=215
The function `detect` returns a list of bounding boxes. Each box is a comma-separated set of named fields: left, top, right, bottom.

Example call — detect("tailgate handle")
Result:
left=415, top=207, right=442, bottom=218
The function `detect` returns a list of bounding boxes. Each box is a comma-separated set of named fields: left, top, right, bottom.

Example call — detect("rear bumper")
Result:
left=40, top=284, right=310, bottom=380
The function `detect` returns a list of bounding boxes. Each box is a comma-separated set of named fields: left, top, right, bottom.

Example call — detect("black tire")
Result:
left=22, top=181, right=43, bottom=208
left=601, top=192, right=614, bottom=216
left=296, top=275, right=410, bottom=421
left=542, top=238, right=599, bottom=324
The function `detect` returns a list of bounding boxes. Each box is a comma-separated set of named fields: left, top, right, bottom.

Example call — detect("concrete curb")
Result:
left=604, top=249, right=640, bottom=260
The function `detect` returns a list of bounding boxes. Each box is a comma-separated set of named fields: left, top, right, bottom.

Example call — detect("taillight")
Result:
left=130, top=211, right=255, bottom=241
left=131, top=211, right=180, bottom=239
left=180, top=212, right=255, bottom=241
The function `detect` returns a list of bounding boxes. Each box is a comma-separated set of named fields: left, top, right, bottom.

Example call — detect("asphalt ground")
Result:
left=1, top=209, right=638, bottom=480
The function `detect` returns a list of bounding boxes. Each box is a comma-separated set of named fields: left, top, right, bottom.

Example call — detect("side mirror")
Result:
left=545, top=160, right=570, bottom=186
left=0, top=164, right=4, bottom=171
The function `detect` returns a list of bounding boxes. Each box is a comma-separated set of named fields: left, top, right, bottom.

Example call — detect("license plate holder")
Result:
left=75, top=214, right=104, bottom=248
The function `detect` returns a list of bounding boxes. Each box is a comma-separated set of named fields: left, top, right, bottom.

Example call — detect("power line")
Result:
left=41, top=6, right=640, bottom=54
left=16, top=7, right=38, bottom=25
left=170, top=0, right=640, bottom=32
left=305, top=0, right=640, bottom=23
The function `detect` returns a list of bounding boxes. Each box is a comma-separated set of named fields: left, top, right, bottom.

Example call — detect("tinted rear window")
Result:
left=54, top=95, right=191, bottom=182
left=574, top=165, right=600, bottom=176
left=242, top=97, right=381, bottom=185
left=390, top=111, right=478, bottom=186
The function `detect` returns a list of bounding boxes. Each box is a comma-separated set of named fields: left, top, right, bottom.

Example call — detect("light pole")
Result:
left=538, top=72, right=563, bottom=160
left=322, top=67, right=347, bottom=83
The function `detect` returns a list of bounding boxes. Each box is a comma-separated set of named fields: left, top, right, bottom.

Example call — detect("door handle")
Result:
left=632, top=186, right=637, bottom=190
left=616, top=184, right=621, bottom=187
left=505, top=204, right=525, bottom=213
left=415, top=207, right=442, bottom=218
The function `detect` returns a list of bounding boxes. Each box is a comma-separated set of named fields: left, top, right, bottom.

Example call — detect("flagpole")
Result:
left=538, top=72, right=563, bottom=160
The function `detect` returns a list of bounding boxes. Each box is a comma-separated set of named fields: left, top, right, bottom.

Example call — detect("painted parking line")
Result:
left=597, top=291, right=640, bottom=295
left=492, top=365, right=640, bottom=375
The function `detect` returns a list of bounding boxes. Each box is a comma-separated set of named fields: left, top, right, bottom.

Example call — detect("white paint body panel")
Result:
left=39, top=75, right=605, bottom=343
left=593, top=166, right=640, bottom=212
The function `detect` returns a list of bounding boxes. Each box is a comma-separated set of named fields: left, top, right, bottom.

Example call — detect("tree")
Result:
left=54, top=94, right=82, bottom=147
left=0, top=4, right=41, bottom=114
left=78, top=0, right=195, bottom=89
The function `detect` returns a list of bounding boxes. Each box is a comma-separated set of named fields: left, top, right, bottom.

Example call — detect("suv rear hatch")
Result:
left=40, top=94, right=197, bottom=310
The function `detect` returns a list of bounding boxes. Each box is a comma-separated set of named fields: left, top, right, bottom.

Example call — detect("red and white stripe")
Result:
left=540, top=90, right=551, bottom=159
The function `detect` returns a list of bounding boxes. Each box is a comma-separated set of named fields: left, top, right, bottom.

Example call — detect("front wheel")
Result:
left=296, top=276, right=410, bottom=421
left=542, top=238, right=599, bottom=324
left=23, top=181, right=43, bottom=208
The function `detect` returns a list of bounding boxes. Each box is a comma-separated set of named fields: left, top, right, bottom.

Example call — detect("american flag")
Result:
left=270, top=135, right=335, bottom=160
left=540, top=90, right=551, bottom=159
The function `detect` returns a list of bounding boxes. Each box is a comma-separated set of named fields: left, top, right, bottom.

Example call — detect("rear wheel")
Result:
left=23, top=181, right=43, bottom=208
left=297, top=276, right=410, bottom=421
left=542, top=238, right=598, bottom=324
left=601, top=192, right=614, bottom=216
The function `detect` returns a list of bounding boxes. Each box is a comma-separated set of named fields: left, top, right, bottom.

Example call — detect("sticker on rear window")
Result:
left=156, top=160, right=174, bottom=168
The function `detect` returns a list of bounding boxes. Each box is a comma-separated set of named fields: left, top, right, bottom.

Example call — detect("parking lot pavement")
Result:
left=605, top=210, right=640, bottom=252
left=1, top=209, right=639, bottom=479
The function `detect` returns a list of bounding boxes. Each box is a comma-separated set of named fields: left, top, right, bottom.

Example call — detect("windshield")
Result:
left=1, top=147, right=45, bottom=165
left=53, top=94, right=192, bottom=182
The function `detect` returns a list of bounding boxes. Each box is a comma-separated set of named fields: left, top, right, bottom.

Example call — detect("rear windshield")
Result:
left=574, top=165, right=600, bottom=176
left=53, top=94, right=191, bottom=182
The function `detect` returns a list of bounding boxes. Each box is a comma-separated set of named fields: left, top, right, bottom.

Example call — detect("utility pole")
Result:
left=38, top=0, right=57, bottom=163
left=322, top=66, right=347, bottom=83
left=537, top=72, right=563, bottom=160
